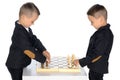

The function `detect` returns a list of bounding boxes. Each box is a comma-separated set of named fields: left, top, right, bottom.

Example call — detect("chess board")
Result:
left=36, top=56, right=80, bottom=73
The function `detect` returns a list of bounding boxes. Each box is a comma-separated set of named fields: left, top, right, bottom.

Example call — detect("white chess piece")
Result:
left=67, top=55, right=70, bottom=65
left=71, top=54, right=76, bottom=68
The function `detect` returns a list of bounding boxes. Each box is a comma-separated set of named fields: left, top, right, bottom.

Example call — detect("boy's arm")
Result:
left=31, top=35, right=51, bottom=62
left=24, top=50, right=35, bottom=59
left=43, top=50, right=51, bottom=63
left=28, top=28, right=46, bottom=53
left=74, top=56, right=102, bottom=67
left=13, top=29, right=46, bottom=63
left=24, top=49, right=50, bottom=63
left=24, top=49, right=46, bottom=63
left=32, top=35, right=46, bottom=53
left=79, top=33, right=108, bottom=67
left=91, top=56, right=102, bottom=63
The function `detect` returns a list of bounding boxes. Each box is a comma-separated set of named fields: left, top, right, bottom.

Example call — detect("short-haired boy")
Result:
left=74, top=4, right=114, bottom=80
left=6, top=2, right=50, bottom=80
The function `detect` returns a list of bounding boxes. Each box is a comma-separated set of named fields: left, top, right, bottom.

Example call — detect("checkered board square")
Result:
left=36, top=57, right=80, bottom=73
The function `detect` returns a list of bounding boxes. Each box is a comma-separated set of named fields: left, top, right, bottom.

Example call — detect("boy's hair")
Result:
left=87, top=4, right=107, bottom=20
left=19, top=2, right=40, bottom=17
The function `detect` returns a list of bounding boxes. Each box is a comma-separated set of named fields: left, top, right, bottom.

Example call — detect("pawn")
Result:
left=67, top=55, right=71, bottom=65
left=46, top=61, right=48, bottom=68
left=41, top=63, right=44, bottom=68
left=71, top=54, right=75, bottom=63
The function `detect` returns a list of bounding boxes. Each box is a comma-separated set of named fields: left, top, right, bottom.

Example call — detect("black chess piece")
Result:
left=41, top=63, right=44, bottom=68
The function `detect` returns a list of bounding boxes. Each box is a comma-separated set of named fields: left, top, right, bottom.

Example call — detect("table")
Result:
left=23, top=60, right=87, bottom=80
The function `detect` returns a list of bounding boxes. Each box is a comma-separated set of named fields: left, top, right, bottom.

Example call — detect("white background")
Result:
left=0, top=0, right=120, bottom=80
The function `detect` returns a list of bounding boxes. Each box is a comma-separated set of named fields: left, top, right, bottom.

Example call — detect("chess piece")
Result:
left=71, top=54, right=75, bottom=68
left=41, top=63, right=44, bottom=68
left=72, top=54, right=75, bottom=62
left=46, top=61, right=48, bottom=68
left=71, top=54, right=74, bottom=63
left=67, top=55, right=70, bottom=65
left=67, top=55, right=72, bottom=68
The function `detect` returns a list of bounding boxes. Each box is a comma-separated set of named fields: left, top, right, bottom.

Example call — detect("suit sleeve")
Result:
left=12, top=29, right=46, bottom=63
left=32, top=35, right=46, bottom=53
left=79, top=33, right=108, bottom=67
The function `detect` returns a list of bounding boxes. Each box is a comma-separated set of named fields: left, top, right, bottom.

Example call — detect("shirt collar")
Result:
left=15, top=20, right=29, bottom=32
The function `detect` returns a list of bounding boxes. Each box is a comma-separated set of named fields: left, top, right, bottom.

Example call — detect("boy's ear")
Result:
left=21, top=14, right=26, bottom=18
left=19, top=15, right=25, bottom=19
left=99, top=16, right=104, bottom=22
left=21, top=14, right=29, bottom=19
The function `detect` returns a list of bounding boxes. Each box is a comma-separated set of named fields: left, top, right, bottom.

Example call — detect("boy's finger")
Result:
left=73, top=60, right=79, bottom=66
left=46, top=58, right=50, bottom=63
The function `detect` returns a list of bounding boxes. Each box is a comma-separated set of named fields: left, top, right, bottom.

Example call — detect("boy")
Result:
left=6, top=2, right=50, bottom=80
left=74, top=4, right=114, bottom=80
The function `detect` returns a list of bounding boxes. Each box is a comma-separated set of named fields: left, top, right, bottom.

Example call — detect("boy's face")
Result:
left=88, top=15, right=102, bottom=29
left=21, top=12, right=39, bottom=28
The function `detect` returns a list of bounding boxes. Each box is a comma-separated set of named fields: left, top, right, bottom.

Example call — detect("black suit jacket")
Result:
left=6, top=21, right=46, bottom=68
left=79, top=24, right=114, bottom=74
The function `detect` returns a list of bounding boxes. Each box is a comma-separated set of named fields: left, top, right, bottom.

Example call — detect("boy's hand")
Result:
left=73, top=59, right=79, bottom=66
left=43, top=51, right=51, bottom=63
